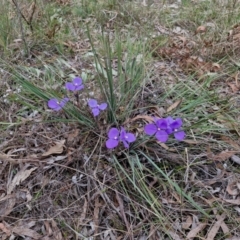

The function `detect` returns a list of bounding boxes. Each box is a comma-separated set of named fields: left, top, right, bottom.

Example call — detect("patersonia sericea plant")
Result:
left=47, top=77, right=186, bottom=150
left=48, top=97, right=69, bottom=111
left=106, top=127, right=136, bottom=149
left=65, top=77, right=84, bottom=91
left=144, top=117, right=185, bottom=142
left=166, top=117, right=185, bottom=141
left=144, top=118, right=169, bottom=142
left=88, top=99, right=107, bottom=117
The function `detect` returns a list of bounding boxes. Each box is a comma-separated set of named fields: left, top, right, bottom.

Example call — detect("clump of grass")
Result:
left=88, top=28, right=146, bottom=124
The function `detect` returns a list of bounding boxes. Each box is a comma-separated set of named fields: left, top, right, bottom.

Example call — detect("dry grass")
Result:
left=0, top=0, right=240, bottom=239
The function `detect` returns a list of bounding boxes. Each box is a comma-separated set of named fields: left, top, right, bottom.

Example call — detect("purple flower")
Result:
left=169, top=118, right=185, bottom=141
left=106, top=127, right=136, bottom=149
left=144, top=117, right=186, bottom=142
left=106, top=128, right=120, bottom=149
left=120, top=127, right=136, bottom=148
left=88, top=99, right=107, bottom=117
left=144, top=118, right=169, bottom=142
left=65, top=77, right=84, bottom=91
left=48, top=97, right=69, bottom=111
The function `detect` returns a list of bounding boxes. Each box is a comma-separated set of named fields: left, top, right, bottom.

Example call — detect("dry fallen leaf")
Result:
left=225, top=237, right=240, bottom=240
left=226, top=182, right=239, bottom=196
left=50, top=219, right=63, bottom=240
left=0, top=153, right=39, bottom=165
left=196, top=25, right=207, bottom=34
left=157, top=142, right=169, bottom=150
left=21, top=189, right=33, bottom=202
left=213, top=151, right=238, bottom=161
left=2, top=221, right=42, bottom=240
left=7, top=166, right=37, bottom=194
left=187, top=223, right=207, bottom=239
left=182, top=215, right=193, bottom=229
left=67, top=129, right=79, bottom=142
left=44, top=220, right=52, bottom=236
left=156, top=142, right=176, bottom=152
left=0, top=222, right=11, bottom=236
left=206, top=214, right=226, bottom=240
left=79, top=197, right=88, bottom=224
left=0, top=153, right=19, bottom=164
left=202, top=197, right=220, bottom=206
left=211, top=63, right=221, bottom=71
left=222, top=198, right=240, bottom=205
left=228, top=82, right=239, bottom=93
left=235, top=71, right=240, bottom=87
left=168, top=230, right=182, bottom=240
left=221, top=136, right=240, bottom=150
left=42, top=140, right=65, bottom=157
left=217, top=215, right=229, bottom=234
left=115, top=191, right=131, bottom=235
left=213, top=209, right=230, bottom=235
left=183, top=139, right=200, bottom=144
left=0, top=194, right=16, bottom=217
left=167, top=99, right=182, bottom=113
left=12, top=227, right=42, bottom=239
left=93, top=196, right=100, bottom=235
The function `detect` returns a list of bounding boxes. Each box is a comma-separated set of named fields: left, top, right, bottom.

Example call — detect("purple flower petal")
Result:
left=174, top=130, right=185, bottom=141
left=155, top=130, right=168, bottom=142
left=73, top=77, right=82, bottom=85
left=98, top=103, right=107, bottom=110
left=63, top=97, right=69, bottom=102
left=170, top=118, right=183, bottom=129
left=88, top=99, right=98, bottom=108
left=166, top=116, right=174, bottom=124
left=166, top=128, right=173, bottom=134
left=48, top=98, right=62, bottom=111
left=120, top=128, right=135, bottom=147
left=73, top=77, right=84, bottom=91
left=92, top=108, right=100, bottom=117
left=156, top=119, right=168, bottom=129
left=120, top=127, right=126, bottom=139
left=106, top=139, right=119, bottom=149
left=65, top=82, right=75, bottom=91
left=75, top=85, right=84, bottom=91
left=60, top=97, right=69, bottom=107
left=165, top=117, right=174, bottom=134
left=144, top=124, right=157, bottom=136
left=122, top=140, right=129, bottom=148
left=124, top=133, right=136, bottom=143
left=108, top=128, right=119, bottom=139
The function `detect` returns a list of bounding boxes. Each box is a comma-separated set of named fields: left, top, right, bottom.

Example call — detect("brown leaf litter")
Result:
left=1, top=90, right=240, bottom=238
left=152, top=22, right=240, bottom=82
left=0, top=221, right=42, bottom=240
left=151, top=31, right=221, bottom=78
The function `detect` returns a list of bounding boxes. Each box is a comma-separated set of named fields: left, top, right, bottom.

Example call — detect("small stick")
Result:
left=12, top=0, right=36, bottom=32
left=12, top=0, right=30, bottom=57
